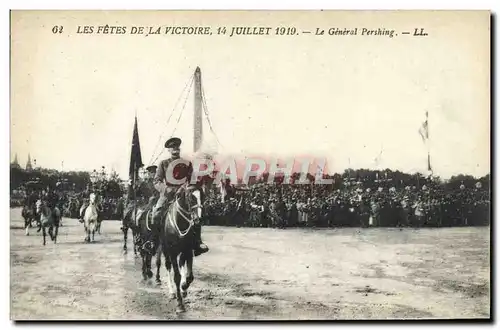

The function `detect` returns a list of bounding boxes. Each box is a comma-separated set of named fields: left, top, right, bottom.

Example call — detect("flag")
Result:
left=418, top=111, right=429, bottom=143
left=129, top=116, right=144, bottom=181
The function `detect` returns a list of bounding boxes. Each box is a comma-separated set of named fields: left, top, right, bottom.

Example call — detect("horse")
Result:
left=95, top=210, right=103, bottom=234
left=154, top=184, right=203, bottom=313
left=35, top=200, right=61, bottom=245
left=70, top=198, right=81, bottom=218
left=83, top=193, right=99, bottom=243
left=135, top=203, right=159, bottom=281
left=21, top=204, right=39, bottom=236
left=121, top=200, right=145, bottom=255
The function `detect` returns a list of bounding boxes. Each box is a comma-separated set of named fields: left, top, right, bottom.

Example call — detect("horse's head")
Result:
left=89, top=193, right=96, bottom=205
left=35, top=199, right=43, bottom=213
left=177, top=184, right=203, bottom=220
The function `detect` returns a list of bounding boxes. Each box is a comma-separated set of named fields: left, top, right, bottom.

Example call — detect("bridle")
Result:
left=35, top=200, right=46, bottom=216
left=168, top=187, right=203, bottom=238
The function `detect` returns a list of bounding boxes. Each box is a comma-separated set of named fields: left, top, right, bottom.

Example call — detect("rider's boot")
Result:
left=78, top=205, right=86, bottom=223
left=193, top=223, right=209, bottom=256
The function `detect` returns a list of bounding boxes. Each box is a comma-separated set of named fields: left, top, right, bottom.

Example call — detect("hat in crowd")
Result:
left=165, top=137, right=182, bottom=149
left=146, top=165, right=157, bottom=173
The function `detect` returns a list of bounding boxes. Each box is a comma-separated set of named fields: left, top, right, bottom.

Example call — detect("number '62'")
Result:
left=52, top=26, right=63, bottom=34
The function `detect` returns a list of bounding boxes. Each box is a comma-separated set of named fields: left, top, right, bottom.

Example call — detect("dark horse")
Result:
left=22, top=204, right=40, bottom=236
left=35, top=199, right=61, bottom=245
left=121, top=201, right=141, bottom=256
left=153, top=184, right=203, bottom=313
left=132, top=202, right=159, bottom=281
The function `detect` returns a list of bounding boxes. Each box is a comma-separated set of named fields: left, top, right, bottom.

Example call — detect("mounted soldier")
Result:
left=135, top=165, right=159, bottom=220
left=78, top=184, right=92, bottom=222
left=152, top=137, right=209, bottom=256
left=79, top=184, right=102, bottom=225
left=22, top=183, right=40, bottom=234
left=43, top=184, right=60, bottom=216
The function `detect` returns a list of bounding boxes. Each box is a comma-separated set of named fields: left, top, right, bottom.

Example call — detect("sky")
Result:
left=10, top=10, right=490, bottom=179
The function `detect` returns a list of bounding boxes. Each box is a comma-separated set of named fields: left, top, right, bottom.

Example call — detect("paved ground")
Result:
left=10, top=207, right=490, bottom=320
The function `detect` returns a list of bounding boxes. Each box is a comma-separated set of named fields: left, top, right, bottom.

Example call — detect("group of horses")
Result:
left=20, top=184, right=204, bottom=313
left=21, top=193, right=102, bottom=245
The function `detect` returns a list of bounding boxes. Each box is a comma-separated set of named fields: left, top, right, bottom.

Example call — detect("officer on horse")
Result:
left=135, top=165, right=159, bottom=220
left=79, top=184, right=102, bottom=223
left=42, top=184, right=60, bottom=216
left=152, top=137, right=209, bottom=256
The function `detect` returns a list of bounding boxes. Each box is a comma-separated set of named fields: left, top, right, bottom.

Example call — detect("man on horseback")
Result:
left=78, top=184, right=91, bottom=222
left=43, top=184, right=60, bottom=216
left=24, top=187, right=37, bottom=214
left=122, top=165, right=156, bottom=223
left=135, top=165, right=159, bottom=220
left=152, top=137, right=209, bottom=256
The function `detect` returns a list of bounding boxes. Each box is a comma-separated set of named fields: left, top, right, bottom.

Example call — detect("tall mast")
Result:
left=194, top=67, right=203, bottom=153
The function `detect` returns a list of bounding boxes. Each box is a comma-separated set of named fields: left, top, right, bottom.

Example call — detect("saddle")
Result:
left=135, top=206, right=158, bottom=230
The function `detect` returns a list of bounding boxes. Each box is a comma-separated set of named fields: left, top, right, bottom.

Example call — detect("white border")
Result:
left=2, top=0, right=498, bottom=329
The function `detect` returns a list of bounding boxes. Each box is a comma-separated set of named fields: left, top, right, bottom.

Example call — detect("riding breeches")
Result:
left=152, top=192, right=174, bottom=223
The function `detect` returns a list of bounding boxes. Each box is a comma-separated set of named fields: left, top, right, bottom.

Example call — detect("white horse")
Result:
left=35, top=199, right=61, bottom=245
left=83, top=193, right=99, bottom=243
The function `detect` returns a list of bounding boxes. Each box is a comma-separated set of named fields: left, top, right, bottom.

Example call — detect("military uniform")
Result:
left=78, top=186, right=91, bottom=220
left=135, top=165, right=159, bottom=220
left=79, top=189, right=102, bottom=222
left=152, top=137, right=209, bottom=256
left=42, top=186, right=60, bottom=219
left=24, top=190, right=37, bottom=209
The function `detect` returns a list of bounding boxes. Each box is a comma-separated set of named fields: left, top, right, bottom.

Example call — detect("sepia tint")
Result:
left=9, top=10, right=490, bottom=320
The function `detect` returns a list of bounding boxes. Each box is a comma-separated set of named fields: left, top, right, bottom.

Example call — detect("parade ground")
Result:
left=10, top=208, right=490, bottom=320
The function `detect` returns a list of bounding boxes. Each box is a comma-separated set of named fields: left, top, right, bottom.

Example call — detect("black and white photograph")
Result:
left=8, top=10, right=491, bottom=320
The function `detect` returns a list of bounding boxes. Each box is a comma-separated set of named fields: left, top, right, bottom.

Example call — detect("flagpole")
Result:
left=419, top=110, right=432, bottom=176
left=133, top=163, right=137, bottom=227
left=427, top=111, right=433, bottom=177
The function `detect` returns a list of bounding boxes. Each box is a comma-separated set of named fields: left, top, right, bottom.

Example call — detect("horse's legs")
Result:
left=54, top=225, right=59, bottom=244
left=25, top=218, right=29, bottom=236
left=141, top=255, right=146, bottom=280
left=48, top=226, right=54, bottom=241
left=133, top=229, right=141, bottom=257
left=155, top=246, right=162, bottom=284
left=42, top=227, right=46, bottom=246
left=122, top=224, right=128, bottom=253
left=146, top=253, right=153, bottom=279
left=179, top=253, right=186, bottom=297
left=141, top=253, right=149, bottom=281
left=85, top=226, right=90, bottom=242
left=184, top=252, right=194, bottom=293
left=170, top=254, right=185, bottom=312
left=163, top=247, right=175, bottom=300
left=180, top=252, right=194, bottom=297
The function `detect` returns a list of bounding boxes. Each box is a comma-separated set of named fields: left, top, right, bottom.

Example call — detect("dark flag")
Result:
left=129, top=116, right=144, bottom=181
